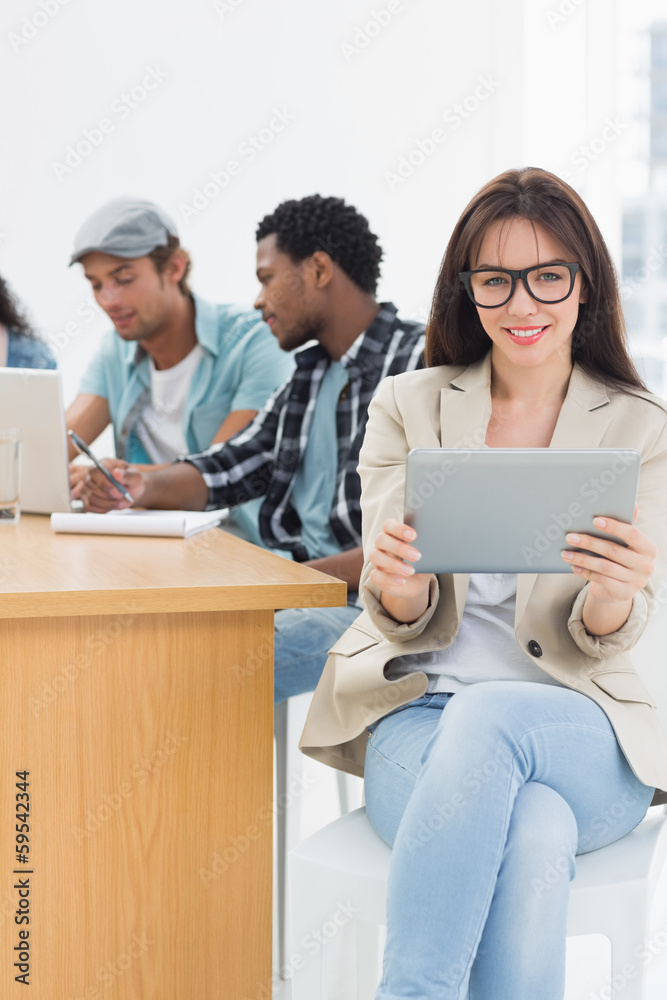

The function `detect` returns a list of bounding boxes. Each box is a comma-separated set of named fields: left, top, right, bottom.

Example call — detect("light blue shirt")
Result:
left=79, top=296, right=293, bottom=464
left=290, top=361, right=349, bottom=560
left=78, top=296, right=293, bottom=547
left=7, top=331, right=57, bottom=370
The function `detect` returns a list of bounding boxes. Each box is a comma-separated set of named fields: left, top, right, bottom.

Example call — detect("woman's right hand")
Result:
left=368, top=519, right=432, bottom=613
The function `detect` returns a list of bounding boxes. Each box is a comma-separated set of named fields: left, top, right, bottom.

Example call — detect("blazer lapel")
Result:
left=548, top=364, right=612, bottom=449
left=440, top=356, right=612, bottom=450
left=439, top=354, right=493, bottom=449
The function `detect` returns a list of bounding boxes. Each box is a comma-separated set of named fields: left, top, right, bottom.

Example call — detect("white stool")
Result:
left=289, top=803, right=667, bottom=999
left=275, top=698, right=359, bottom=973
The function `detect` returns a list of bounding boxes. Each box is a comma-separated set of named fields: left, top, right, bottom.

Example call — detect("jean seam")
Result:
left=366, top=739, right=421, bottom=778
left=366, top=698, right=443, bottom=750
left=515, top=721, right=620, bottom=744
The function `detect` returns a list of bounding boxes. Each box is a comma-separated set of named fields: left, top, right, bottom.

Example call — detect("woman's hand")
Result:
left=78, top=459, right=147, bottom=513
left=368, top=518, right=433, bottom=623
left=561, top=511, right=656, bottom=635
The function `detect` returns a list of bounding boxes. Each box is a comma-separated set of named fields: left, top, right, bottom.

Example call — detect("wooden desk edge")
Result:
left=0, top=579, right=347, bottom=619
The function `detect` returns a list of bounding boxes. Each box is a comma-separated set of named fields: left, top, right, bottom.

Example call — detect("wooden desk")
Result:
left=0, top=516, right=345, bottom=999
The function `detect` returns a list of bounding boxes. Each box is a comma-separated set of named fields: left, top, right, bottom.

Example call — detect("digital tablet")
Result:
left=404, top=448, right=641, bottom=573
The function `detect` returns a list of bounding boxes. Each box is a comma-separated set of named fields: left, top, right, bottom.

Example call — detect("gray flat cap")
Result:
left=69, top=197, right=179, bottom=265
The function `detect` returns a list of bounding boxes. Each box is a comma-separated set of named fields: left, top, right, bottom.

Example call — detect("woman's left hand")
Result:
left=561, top=511, right=656, bottom=606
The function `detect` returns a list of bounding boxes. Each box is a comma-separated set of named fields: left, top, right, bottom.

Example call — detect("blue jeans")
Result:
left=364, top=682, right=655, bottom=1000
left=273, top=598, right=361, bottom=704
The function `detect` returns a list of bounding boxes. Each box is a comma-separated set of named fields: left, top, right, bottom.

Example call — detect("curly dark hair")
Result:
left=256, top=195, right=383, bottom=294
left=0, top=275, right=34, bottom=338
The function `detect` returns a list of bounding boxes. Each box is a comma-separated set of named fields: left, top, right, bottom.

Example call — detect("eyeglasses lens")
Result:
left=470, top=265, right=573, bottom=305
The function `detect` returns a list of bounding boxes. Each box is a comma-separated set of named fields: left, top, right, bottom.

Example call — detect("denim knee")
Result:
left=508, top=782, right=578, bottom=892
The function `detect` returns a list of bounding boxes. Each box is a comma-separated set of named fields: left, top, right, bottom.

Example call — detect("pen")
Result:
left=68, top=430, right=135, bottom=505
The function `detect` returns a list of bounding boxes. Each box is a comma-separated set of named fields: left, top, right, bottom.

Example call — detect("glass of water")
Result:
left=0, top=429, right=21, bottom=523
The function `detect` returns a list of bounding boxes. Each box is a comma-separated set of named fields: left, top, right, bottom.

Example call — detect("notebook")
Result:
left=50, top=509, right=226, bottom=537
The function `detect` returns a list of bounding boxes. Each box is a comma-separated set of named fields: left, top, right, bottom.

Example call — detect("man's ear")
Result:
left=165, top=248, right=189, bottom=286
left=306, top=250, right=334, bottom=290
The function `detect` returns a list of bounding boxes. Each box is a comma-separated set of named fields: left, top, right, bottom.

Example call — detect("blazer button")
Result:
left=527, top=640, right=543, bottom=658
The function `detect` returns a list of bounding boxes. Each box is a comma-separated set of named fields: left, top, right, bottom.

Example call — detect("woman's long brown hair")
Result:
left=425, top=167, right=646, bottom=392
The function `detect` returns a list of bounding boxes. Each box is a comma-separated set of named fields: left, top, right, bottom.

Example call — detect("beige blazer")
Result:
left=300, top=356, right=667, bottom=797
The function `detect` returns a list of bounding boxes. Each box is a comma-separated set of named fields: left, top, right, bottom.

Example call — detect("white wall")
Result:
left=0, top=0, right=634, bottom=411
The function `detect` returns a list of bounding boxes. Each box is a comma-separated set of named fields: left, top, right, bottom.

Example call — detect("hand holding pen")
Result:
left=68, top=431, right=135, bottom=506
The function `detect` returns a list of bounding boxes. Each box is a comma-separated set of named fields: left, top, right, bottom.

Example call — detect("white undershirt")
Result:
left=136, top=343, right=205, bottom=463
left=385, top=573, right=564, bottom=692
left=0, top=325, right=8, bottom=366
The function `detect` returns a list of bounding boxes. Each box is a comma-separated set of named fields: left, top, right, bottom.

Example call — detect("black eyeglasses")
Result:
left=459, top=262, right=581, bottom=308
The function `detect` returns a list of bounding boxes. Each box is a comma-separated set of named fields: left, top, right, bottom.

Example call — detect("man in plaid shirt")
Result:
left=81, top=195, right=425, bottom=701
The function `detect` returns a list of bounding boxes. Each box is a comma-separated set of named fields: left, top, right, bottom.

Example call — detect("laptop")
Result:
left=404, top=448, right=641, bottom=574
left=0, top=369, right=75, bottom=514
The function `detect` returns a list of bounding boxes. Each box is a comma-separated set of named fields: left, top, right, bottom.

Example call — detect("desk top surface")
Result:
left=0, top=515, right=347, bottom=618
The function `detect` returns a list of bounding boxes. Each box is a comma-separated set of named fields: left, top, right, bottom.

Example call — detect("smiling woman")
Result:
left=300, top=167, right=667, bottom=1000
left=427, top=168, right=642, bottom=392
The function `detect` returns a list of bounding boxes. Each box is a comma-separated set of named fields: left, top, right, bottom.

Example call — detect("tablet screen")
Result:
left=404, top=448, right=640, bottom=573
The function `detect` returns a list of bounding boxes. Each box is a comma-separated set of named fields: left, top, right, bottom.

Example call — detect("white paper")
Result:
left=50, top=509, right=226, bottom=538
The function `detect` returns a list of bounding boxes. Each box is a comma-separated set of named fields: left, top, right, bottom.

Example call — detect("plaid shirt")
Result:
left=184, top=302, right=425, bottom=562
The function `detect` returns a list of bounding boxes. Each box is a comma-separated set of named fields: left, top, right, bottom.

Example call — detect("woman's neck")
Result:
left=489, top=348, right=573, bottom=407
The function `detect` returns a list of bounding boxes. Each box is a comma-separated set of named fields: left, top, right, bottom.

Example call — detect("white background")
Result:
left=0, top=0, right=637, bottom=407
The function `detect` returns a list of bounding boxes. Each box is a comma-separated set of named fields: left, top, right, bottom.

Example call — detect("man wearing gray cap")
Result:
left=65, top=197, right=293, bottom=545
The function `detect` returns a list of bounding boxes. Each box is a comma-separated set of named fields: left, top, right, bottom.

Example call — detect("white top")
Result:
left=136, top=343, right=205, bottom=463
left=0, top=325, right=8, bottom=366
left=385, top=573, right=565, bottom=692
